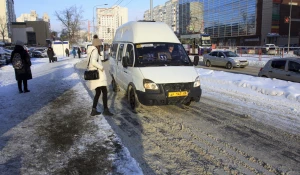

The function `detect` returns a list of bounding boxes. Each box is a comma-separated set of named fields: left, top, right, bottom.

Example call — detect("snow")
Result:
left=0, top=54, right=300, bottom=173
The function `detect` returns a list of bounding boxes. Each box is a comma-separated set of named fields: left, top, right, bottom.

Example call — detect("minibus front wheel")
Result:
left=128, top=85, right=141, bottom=113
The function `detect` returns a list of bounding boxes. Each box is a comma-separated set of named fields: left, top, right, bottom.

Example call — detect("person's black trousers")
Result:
left=93, top=86, right=108, bottom=109
left=18, top=79, right=28, bottom=91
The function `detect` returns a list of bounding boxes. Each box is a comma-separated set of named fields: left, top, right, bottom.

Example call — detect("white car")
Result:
left=263, top=44, right=277, bottom=55
left=203, top=50, right=249, bottom=69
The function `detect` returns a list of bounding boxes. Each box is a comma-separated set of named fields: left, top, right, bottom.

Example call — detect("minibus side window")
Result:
left=125, top=44, right=134, bottom=67
left=111, top=44, right=118, bottom=59
left=117, top=44, right=124, bottom=62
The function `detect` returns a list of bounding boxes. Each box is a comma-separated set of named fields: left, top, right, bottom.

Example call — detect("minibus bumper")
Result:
left=136, top=86, right=202, bottom=106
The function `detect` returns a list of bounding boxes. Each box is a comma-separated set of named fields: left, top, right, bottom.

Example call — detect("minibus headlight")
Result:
left=143, top=79, right=159, bottom=90
left=194, top=76, right=201, bottom=87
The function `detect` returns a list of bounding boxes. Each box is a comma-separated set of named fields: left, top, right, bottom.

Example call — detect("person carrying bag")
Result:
left=84, top=49, right=99, bottom=80
left=85, top=38, right=113, bottom=116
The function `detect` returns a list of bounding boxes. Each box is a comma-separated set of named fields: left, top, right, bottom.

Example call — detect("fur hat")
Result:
left=92, top=38, right=102, bottom=46
left=16, top=40, right=24, bottom=46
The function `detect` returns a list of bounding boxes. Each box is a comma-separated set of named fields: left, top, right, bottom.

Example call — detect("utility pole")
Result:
left=150, top=0, right=153, bottom=20
left=287, top=0, right=293, bottom=53
left=88, top=20, right=90, bottom=41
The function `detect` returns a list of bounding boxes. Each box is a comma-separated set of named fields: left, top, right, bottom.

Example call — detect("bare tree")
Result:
left=0, top=16, right=7, bottom=42
left=54, top=5, right=83, bottom=46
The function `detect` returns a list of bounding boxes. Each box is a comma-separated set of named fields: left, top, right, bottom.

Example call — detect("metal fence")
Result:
left=214, top=46, right=300, bottom=58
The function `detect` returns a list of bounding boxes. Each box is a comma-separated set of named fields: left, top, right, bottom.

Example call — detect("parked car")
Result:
left=31, top=51, right=46, bottom=58
left=262, top=44, right=277, bottom=55
left=31, top=47, right=47, bottom=58
left=28, top=47, right=36, bottom=57
left=0, top=47, right=6, bottom=65
left=203, top=50, right=249, bottom=69
left=258, top=58, right=300, bottom=83
left=3, top=49, right=12, bottom=64
left=293, top=49, right=300, bottom=56
left=236, top=47, right=249, bottom=54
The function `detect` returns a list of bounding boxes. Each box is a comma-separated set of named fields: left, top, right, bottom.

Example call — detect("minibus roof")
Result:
left=113, top=21, right=180, bottom=44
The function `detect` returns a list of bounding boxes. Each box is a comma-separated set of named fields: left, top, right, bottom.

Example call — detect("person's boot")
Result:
left=24, top=89, right=30, bottom=93
left=19, top=89, right=23, bottom=93
left=103, top=108, right=113, bottom=116
left=91, top=108, right=101, bottom=116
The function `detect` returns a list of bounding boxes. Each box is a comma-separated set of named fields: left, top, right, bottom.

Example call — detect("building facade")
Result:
left=144, top=0, right=178, bottom=32
left=146, top=0, right=300, bottom=46
left=11, top=21, right=51, bottom=46
left=17, top=10, right=50, bottom=23
left=0, top=0, right=16, bottom=42
left=96, top=5, right=128, bottom=43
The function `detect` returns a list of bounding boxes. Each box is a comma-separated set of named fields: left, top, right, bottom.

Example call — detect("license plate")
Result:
left=168, top=91, right=188, bottom=97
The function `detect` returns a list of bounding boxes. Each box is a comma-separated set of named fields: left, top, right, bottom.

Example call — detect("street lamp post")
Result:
left=288, top=0, right=293, bottom=53
left=93, top=4, right=108, bottom=36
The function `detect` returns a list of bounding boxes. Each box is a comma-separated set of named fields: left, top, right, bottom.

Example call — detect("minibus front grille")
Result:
left=162, top=83, right=192, bottom=92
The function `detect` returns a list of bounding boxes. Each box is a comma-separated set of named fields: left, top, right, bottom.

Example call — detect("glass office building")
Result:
left=146, top=0, right=300, bottom=46
left=178, top=0, right=257, bottom=46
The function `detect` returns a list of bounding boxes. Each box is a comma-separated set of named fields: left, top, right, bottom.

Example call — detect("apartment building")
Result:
left=165, top=0, right=178, bottom=32
left=143, top=0, right=178, bottom=32
left=96, top=5, right=128, bottom=43
left=17, top=10, right=50, bottom=23
left=0, top=0, right=16, bottom=42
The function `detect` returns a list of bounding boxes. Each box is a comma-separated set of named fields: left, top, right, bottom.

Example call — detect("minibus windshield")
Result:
left=134, top=43, right=192, bottom=67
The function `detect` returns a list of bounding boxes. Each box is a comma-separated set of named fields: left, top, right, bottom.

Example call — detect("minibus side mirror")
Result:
left=193, top=56, right=199, bottom=66
left=122, top=56, right=129, bottom=68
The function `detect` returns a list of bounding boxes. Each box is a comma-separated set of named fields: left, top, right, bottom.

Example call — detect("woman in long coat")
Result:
left=47, top=47, right=55, bottom=63
left=10, top=41, right=32, bottom=93
left=86, top=38, right=113, bottom=116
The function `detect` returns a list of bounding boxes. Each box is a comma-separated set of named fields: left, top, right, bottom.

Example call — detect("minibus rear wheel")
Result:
left=128, top=86, right=141, bottom=113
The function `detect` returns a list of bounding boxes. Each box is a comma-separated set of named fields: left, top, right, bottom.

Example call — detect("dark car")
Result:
left=294, top=49, right=300, bottom=56
left=3, top=49, right=12, bottom=64
left=258, top=57, right=300, bottom=83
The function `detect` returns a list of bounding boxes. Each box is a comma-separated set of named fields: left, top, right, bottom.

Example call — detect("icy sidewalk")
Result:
left=0, top=58, right=142, bottom=174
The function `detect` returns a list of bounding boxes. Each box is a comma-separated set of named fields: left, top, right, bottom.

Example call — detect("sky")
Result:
left=0, top=53, right=300, bottom=173
left=14, top=0, right=162, bottom=33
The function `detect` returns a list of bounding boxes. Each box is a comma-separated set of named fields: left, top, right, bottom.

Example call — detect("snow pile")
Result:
left=197, top=68, right=300, bottom=103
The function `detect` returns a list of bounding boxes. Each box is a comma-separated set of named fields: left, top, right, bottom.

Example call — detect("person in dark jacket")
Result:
left=77, top=47, right=81, bottom=58
left=10, top=41, right=32, bottom=93
left=47, top=47, right=55, bottom=63
left=65, top=48, right=69, bottom=57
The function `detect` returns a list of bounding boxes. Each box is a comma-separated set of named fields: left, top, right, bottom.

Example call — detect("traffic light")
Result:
left=284, top=16, right=289, bottom=23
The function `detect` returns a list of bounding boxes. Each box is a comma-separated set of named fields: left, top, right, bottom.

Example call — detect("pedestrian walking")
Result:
left=86, top=37, right=113, bottom=116
left=65, top=48, right=69, bottom=57
left=47, top=47, right=55, bottom=63
left=10, top=40, right=32, bottom=93
left=71, top=48, right=76, bottom=58
left=77, top=47, right=81, bottom=58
